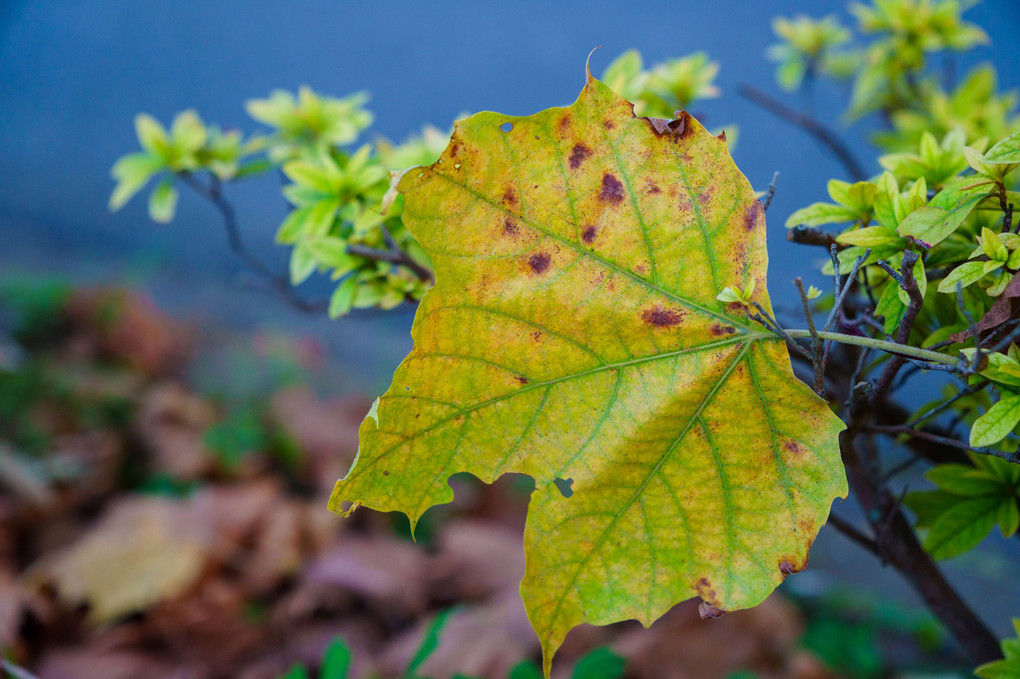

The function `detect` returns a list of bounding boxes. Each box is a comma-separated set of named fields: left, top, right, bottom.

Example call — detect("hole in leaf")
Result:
left=500, top=122, right=514, bottom=133
left=553, top=477, right=574, bottom=498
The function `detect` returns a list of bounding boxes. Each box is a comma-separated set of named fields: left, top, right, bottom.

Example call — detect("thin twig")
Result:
left=762, top=172, right=780, bottom=212
left=869, top=425, right=1020, bottom=463
left=178, top=173, right=329, bottom=312
left=738, top=84, right=867, bottom=181
left=872, top=251, right=924, bottom=405
left=876, top=260, right=902, bottom=284
left=906, top=382, right=987, bottom=427
left=820, top=248, right=870, bottom=379
left=826, top=513, right=880, bottom=556
left=787, top=225, right=840, bottom=248
left=884, top=454, right=923, bottom=481
left=178, top=172, right=434, bottom=312
left=750, top=303, right=813, bottom=360
left=794, top=278, right=825, bottom=394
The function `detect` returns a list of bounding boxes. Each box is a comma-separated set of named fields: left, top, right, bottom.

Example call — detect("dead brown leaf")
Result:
left=379, top=591, right=538, bottom=679
left=64, top=288, right=190, bottom=376
left=24, top=496, right=206, bottom=623
left=430, top=519, right=524, bottom=602
left=268, top=387, right=367, bottom=493
left=136, top=382, right=217, bottom=479
left=304, top=535, right=430, bottom=618
left=609, top=595, right=829, bottom=679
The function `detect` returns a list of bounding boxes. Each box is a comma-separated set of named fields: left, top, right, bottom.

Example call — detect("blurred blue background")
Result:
left=2, top=0, right=1020, bottom=641
left=2, top=0, right=1019, bottom=393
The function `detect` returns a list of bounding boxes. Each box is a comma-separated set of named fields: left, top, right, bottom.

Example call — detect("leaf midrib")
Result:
left=423, top=170, right=752, bottom=331
left=347, top=332, right=778, bottom=484
left=539, top=342, right=752, bottom=639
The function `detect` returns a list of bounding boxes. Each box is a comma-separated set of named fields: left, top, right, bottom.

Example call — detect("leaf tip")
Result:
left=585, top=45, right=602, bottom=82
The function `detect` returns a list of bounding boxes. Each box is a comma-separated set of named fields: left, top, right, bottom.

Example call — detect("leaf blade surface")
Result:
left=329, top=75, right=847, bottom=672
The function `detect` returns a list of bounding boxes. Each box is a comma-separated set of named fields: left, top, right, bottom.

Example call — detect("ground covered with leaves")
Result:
left=0, top=279, right=964, bottom=679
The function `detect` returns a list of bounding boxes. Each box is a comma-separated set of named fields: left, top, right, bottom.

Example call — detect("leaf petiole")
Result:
left=762, top=329, right=959, bottom=366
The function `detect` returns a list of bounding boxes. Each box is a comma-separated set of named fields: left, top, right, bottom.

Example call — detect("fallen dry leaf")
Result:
left=610, top=595, right=827, bottom=679
left=268, top=387, right=367, bottom=492
left=63, top=287, right=189, bottom=376
left=35, top=647, right=181, bottom=679
left=24, top=496, right=206, bottom=623
left=379, top=591, right=538, bottom=679
left=430, top=519, right=524, bottom=602
left=304, top=535, right=430, bottom=618
left=136, top=381, right=217, bottom=479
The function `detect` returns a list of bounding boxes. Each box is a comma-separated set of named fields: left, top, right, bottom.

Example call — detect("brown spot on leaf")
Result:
left=783, top=439, right=807, bottom=459
left=569, top=143, right=593, bottom=170
left=530, top=331, right=542, bottom=342
left=515, top=376, right=529, bottom=385
left=717, top=130, right=727, bottom=142
left=744, top=202, right=764, bottom=233
left=449, top=143, right=460, bottom=158
left=502, top=187, right=518, bottom=207
left=558, top=113, right=571, bottom=134
left=581, top=225, right=598, bottom=244
left=642, top=305, right=684, bottom=327
left=503, top=217, right=519, bottom=236
left=698, top=192, right=711, bottom=206
left=603, top=119, right=615, bottom=130
left=710, top=324, right=737, bottom=336
left=527, top=252, right=551, bottom=274
left=599, top=173, right=625, bottom=204
left=694, top=576, right=717, bottom=603
left=646, top=182, right=661, bottom=195
left=382, top=470, right=390, bottom=476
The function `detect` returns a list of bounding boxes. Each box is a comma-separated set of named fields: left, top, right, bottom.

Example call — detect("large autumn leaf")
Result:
left=330, top=71, right=847, bottom=672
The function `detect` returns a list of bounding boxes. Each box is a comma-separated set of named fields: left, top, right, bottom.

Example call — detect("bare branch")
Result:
left=761, top=172, right=780, bottom=212
left=178, top=172, right=434, bottom=314
left=794, top=277, right=825, bottom=394
left=787, top=225, right=839, bottom=248
left=869, top=425, right=1020, bottom=464
left=839, top=382, right=1002, bottom=663
left=826, top=513, right=880, bottom=556
left=738, top=84, right=867, bottom=182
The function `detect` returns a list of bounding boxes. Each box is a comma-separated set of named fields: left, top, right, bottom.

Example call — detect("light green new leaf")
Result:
left=937, top=261, right=988, bottom=293
left=970, top=393, right=1020, bottom=447
left=135, top=113, right=169, bottom=157
left=975, top=619, right=1020, bottom=679
left=985, top=132, right=1020, bottom=165
left=835, top=225, right=901, bottom=248
left=329, top=74, right=847, bottom=674
left=109, top=152, right=164, bottom=211
left=898, top=182, right=989, bottom=246
left=328, top=276, right=359, bottom=319
left=785, top=202, right=857, bottom=228
left=147, top=178, right=179, bottom=224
